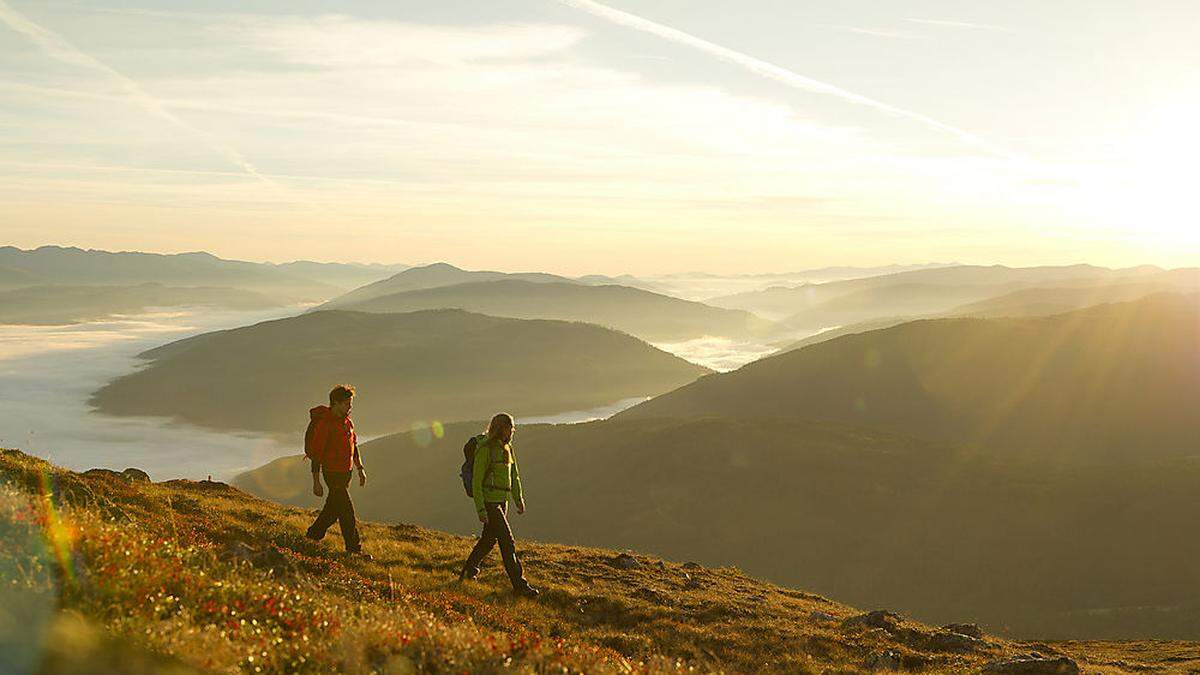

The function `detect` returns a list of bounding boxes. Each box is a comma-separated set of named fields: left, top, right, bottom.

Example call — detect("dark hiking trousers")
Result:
left=462, top=502, right=529, bottom=590
left=306, top=470, right=361, bottom=552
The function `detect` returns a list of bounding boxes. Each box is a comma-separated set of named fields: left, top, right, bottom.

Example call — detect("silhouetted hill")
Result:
left=13, top=448, right=1172, bottom=673
left=238, top=414, right=1200, bottom=639
left=771, top=278, right=1200, bottom=355
left=575, top=273, right=669, bottom=294
left=270, top=260, right=408, bottom=289
left=320, top=262, right=573, bottom=308
left=708, top=264, right=1167, bottom=320
left=946, top=282, right=1188, bottom=318
left=620, top=293, right=1200, bottom=462
left=0, top=246, right=387, bottom=302
left=324, top=279, right=776, bottom=341
left=90, top=309, right=708, bottom=436
left=0, top=283, right=281, bottom=325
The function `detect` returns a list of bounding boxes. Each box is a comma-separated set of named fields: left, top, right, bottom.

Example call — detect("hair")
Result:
left=328, top=384, right=356, bottom=405
left=485, top=412, right=514, bottom=443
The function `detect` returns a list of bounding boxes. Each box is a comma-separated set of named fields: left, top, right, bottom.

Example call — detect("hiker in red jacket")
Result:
left=305, top=384, right=368, bottom=556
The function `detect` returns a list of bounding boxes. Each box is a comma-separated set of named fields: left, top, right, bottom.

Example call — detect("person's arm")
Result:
left=472, top=440, right=488, bottom=522
left=511, top=447, right=524, bottom=514
left=353, top=435, right=366, bottom=486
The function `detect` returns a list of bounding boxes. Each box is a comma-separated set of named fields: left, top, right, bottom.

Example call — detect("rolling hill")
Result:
left=323, top=279, right=777, bottom=342
left=238, top=414, right=1200, bottom=640
left=319, top=262, right=574, bottom=309
left=10, top=447, right=1172, bottom=673
left=90, top=309, right=708, bottom=437
left=620, top=293, right=1200, bottom=462
left=0, top=283, right=282, bottom=325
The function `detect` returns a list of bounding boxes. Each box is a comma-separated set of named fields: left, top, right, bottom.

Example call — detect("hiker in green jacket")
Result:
left=459, top=413, right=539, bottom=597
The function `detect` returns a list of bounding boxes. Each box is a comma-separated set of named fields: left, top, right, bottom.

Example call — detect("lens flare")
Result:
left=36, top=468, right=78, bottom=587
left=410, top=422, right=433, bottom=447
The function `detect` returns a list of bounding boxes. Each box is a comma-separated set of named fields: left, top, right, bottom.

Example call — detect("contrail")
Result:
left=0, top=0, right=275, bottom=185
left=554, top=0, right=1013, bottom=158
left=905, top=18, right=1012, bottom=33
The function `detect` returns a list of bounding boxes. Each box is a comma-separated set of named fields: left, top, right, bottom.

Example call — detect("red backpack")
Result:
left=304, top=407, right=333, bottom=464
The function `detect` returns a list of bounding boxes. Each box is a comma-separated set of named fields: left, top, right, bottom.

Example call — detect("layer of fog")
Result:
left=0, top=308, right=307, bottom=482
left=1, top=310, right=672, bottom=481
left=520, top=397, right=649, bottom=425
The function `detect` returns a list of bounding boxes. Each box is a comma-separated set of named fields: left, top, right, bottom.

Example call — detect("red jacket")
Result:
left=306, top=405, right=357, bottom=472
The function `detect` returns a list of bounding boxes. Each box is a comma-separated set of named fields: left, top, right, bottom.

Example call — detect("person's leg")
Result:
left=306, top=472, right=339, bottom=540
left=460, top=503, right=500, bottom=579
left=490, top=503, right=530, bottom=592
left=326, top=472, right=360, bottom=552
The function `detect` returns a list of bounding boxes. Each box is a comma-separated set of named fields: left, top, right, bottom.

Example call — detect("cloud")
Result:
left=0, top=0, right=274, bottom=185
left=552, top=0, right=1012, bottom=158
left=230, top=15, right=587, bottom=67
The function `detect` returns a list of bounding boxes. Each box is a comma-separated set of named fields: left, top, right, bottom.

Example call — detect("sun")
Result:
left=1094, top=100, right=1200, bottom=248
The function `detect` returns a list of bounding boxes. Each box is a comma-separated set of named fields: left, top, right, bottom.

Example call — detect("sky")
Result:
left=1, top=0, right=1197, bottom=274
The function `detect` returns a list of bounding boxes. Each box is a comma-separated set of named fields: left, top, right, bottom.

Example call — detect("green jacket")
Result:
left=471, top=434, right=523, bottom=517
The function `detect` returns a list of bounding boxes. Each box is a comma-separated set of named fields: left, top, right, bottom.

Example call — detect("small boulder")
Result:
left=926, top=629, right=984, bottom=653
left=610, top=553, right=640, bottom=570
left=121, top=468, right=151, bottom=483
left=809, top=610, right=837, bottom=623
left=982, top=656, right=1080, bottom=675
left=942, top=622, right=984, bottom=639
left=83, top=468, right=124, bottom=480
left=865, top=650, right=902, bottom=671
left=842, top=609, right=902, bottom=632
left=682, top=561, right=702, bottom=570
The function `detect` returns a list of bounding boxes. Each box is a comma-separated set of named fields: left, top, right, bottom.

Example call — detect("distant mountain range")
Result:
left=0, top=283, right=282, bottom=325
left=319, top=276, right=777, bottom=341
left=707, top=264, right=1182, bottom=321
left=0, top=246, right=408, bottom=302
left=91, top=308, right=708, bottom=437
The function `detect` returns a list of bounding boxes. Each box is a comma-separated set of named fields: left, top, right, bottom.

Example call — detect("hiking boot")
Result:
left=514, top=584, right=540, bottom=599
left=345, top=550, right=373, bottom=561
left=458, top=567, right=479, bottom=582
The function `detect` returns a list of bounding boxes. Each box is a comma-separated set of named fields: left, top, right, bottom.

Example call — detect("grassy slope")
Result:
left=329, top=279, right=777, bottom=342
left=90, top=309, right=709, bottom=437
left=5, top=448, right=1188, bottom=674
left=0, top=284, right=282, bottom=325
left=239, top=416, right=1200, bottom=640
